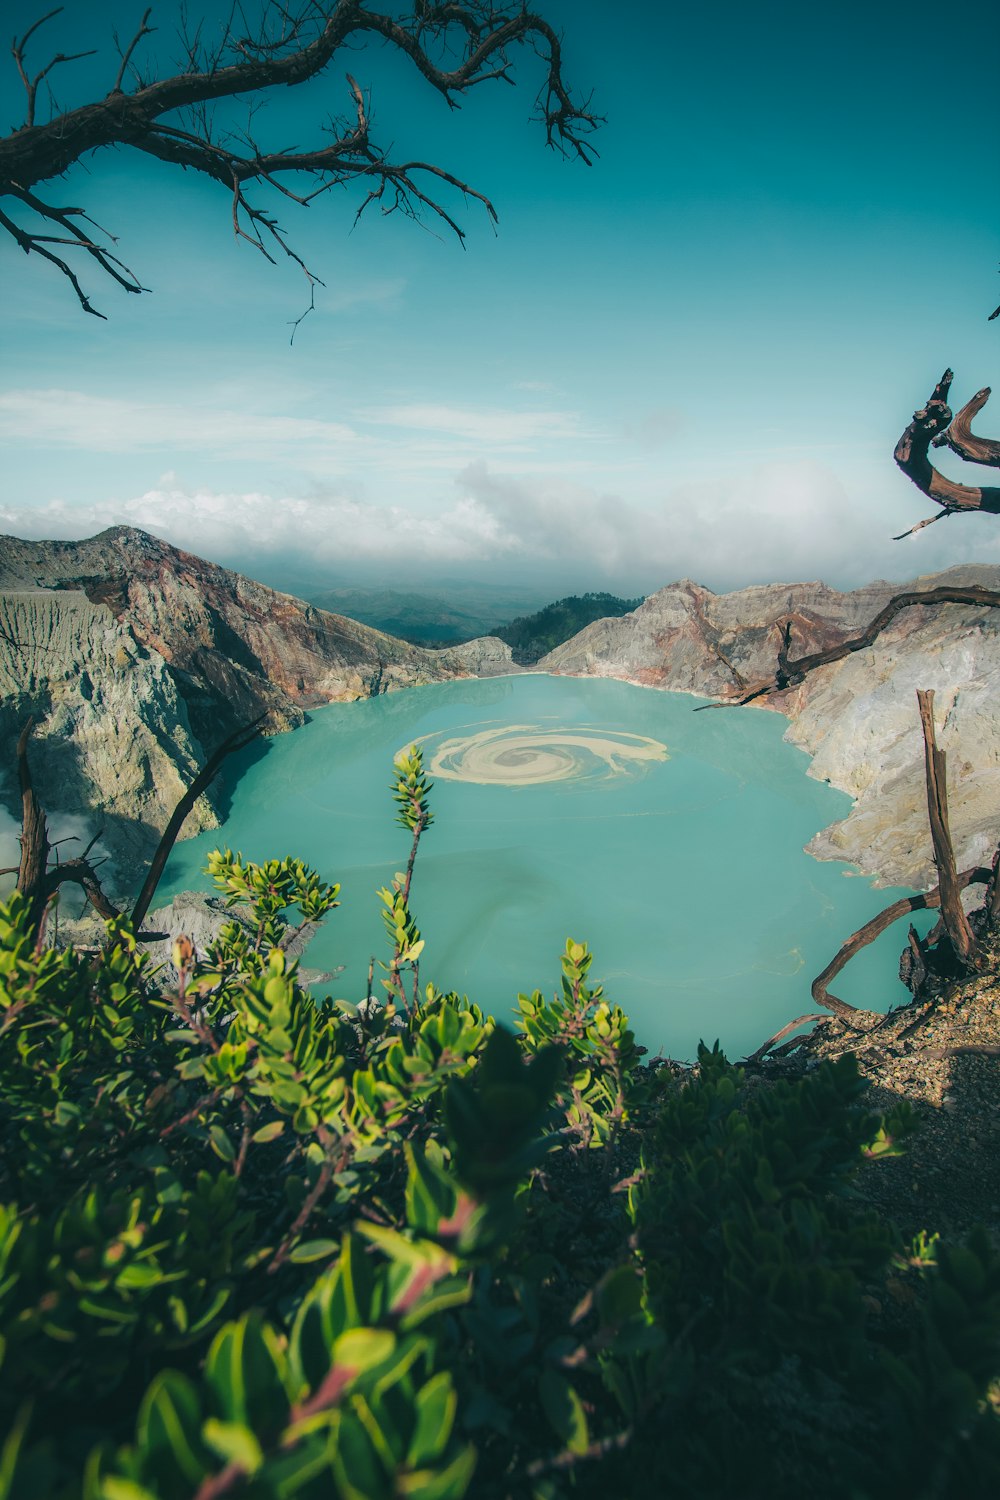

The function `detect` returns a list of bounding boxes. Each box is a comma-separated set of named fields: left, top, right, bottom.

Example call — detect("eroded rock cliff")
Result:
left=539, top=565, right=1000, bottom=889
left=0, top=527, right=512, bottom=886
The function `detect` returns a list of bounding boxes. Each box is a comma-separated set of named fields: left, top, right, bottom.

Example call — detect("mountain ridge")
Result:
left=0, top=527, right=512, bottom=884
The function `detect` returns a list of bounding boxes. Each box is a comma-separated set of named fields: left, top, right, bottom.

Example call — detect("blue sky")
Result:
left=1, top=0, right=997, bottom=596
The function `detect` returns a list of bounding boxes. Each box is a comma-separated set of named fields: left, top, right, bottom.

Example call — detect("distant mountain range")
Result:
left=298, top=586, right=646, bottom=661
left=492, top=592, right=644, bottom=663
left=295, top=580, right=553, bottom=647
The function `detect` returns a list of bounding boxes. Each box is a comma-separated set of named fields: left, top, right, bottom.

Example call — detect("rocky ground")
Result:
left=751, top=937, right=1000, bottom=1246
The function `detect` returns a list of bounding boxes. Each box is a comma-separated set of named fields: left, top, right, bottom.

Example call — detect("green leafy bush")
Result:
left=0, top=747, right=996, bottom=1499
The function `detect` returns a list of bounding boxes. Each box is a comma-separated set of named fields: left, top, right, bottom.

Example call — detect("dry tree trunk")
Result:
left=802, top=690, right=991, bottom=1027
left=916, top=689, right=977, bottom=968
left=809, top=865, right=992, bottom=1021
left=14, top=719, right=50, bottom=931
left=8, top=717, right=265, bottom=941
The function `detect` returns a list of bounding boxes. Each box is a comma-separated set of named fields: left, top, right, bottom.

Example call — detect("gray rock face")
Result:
left=0, top=588, right=218, bottom=875
left=539, top=565, right=1000, bottom=889
left=0, top=527, right=512, bottom=887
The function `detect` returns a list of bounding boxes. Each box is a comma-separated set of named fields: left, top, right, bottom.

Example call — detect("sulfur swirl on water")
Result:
left=403, top=722, right=669, bottom=788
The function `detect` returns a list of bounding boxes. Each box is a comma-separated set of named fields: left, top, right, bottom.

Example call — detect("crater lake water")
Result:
left=159, top=674, right=932, bottom=1060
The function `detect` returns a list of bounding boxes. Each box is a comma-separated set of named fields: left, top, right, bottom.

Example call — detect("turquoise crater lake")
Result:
left=159, top=674, right=930, bottom=1060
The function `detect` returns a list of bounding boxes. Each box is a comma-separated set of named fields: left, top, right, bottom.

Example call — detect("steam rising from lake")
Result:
left=414, top=723, right=668, bottom=787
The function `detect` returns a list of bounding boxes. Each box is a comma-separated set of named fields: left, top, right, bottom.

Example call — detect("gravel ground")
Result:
left=757, top=954, right=1000, bottom=1245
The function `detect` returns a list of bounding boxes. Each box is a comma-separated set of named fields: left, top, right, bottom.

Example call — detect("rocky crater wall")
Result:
left=0, top=527, right=513, bottom=888
left=539, top=564, right=1000, bottom=889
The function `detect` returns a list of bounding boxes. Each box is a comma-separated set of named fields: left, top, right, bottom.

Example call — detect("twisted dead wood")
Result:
left=809, top=865, right=992, bottom=1021
left=130, top=716, right=266, bottom=929
left=893, top=370, right=1000, bottom=538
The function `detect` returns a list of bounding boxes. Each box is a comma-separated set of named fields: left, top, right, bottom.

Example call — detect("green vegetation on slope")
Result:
left=492, top=592, right=645, bottom=664
left=297, top=583, right=553, bottom=648
left=1, top=746, right=998, bottom=1500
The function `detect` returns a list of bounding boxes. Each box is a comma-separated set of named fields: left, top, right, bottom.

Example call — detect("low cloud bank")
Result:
left=3, top=459, right=998, bottom=596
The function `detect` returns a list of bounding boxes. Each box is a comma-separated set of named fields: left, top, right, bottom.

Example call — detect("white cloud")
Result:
left=625, top=406, right=686, bottom=448
left=2, top=459, right=997, bottom=595
left=0, top=388, right=591, bottom=483
left=0, top=484, right=507, bottom=572
left=0, top=390, right=356, bottom=457
left=448, top=459, right=1000, bottom=589
left=360, top=404, right=584, bottom=444
left=324, top=277, right=406, bottom=314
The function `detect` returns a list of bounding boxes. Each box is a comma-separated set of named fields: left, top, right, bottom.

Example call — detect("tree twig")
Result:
left=130, top=714, right=267, bottom=930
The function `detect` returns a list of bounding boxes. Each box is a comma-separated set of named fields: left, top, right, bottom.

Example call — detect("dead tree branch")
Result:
left=1, top=4, right=600, bottom=316
left=111, top=8, right=155, bottom=95
left=11, top=9, right=96, bottom=129
left=921, top=1043, right=1000, bottom=1060
left=694, top=586, right=1000, bottom=710
left=893, top=370, right=1000, bottom=538
left=931, top=383, right=1000, bottom=468
left=809, top=691, right=990, bottom=1021
left=810, top=865, right=992, bottom=1021
left=15, top=718, right=49, bottom=925
left=742, top=1012, right=830, bottom=1064
left=130, top=714, right=267, bottom=930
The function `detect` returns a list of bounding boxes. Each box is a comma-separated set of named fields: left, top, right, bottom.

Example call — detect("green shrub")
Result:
left=0, top=748, right=996, bottom=1499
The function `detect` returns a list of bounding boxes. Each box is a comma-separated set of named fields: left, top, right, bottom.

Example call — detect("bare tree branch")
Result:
left=1, top=3, right=600, bottom=317
left=810, top=865, right=992, bottom=1021
left=15, top=719, right=48, bottom=918
left=10, top=713, right=266, bottom=939
left=130, top=714, right=267, bottom=930
left=742, top=1013, right=830, bottom=1065
left=13, top=719, right=122, bottom=931
left=12, top=8, right=96, bottom=128
left=694, top=586, right=1000, bottom=710
left=111, top=7, right=156, bottom=94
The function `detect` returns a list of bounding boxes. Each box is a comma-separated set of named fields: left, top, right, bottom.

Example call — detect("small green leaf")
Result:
left=208, top=1125, right=236, bottom=1162
left=539, top=1369, right=588, bottom=1455
left=136, top=1371, right=208, bottom=1485
left=202, top=1418, right=263, bottom=1475
left=596, top=1266, right=643, bottom=1325
left=407, top=1373, right=457, bottom=1467
left=332, top=1327, right=396, bottom=1373
left=289, top=1239, right=340, bottom=1264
